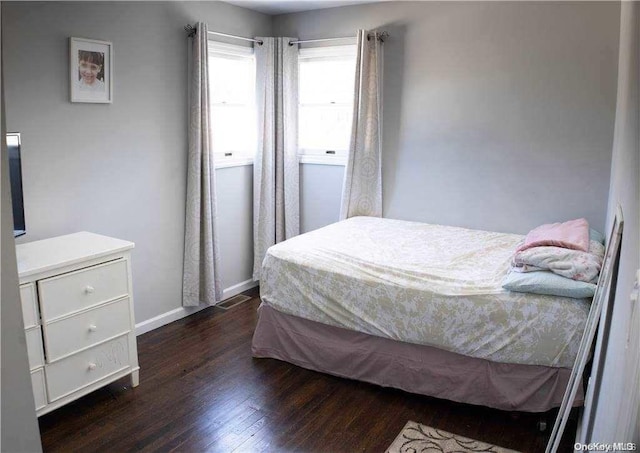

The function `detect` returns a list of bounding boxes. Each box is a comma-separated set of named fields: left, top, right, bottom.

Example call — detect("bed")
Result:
left=251, top=216, right=589, bottom=412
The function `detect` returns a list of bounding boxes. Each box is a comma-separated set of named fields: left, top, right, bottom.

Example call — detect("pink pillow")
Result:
left=517, top=218, right=590, bottom=253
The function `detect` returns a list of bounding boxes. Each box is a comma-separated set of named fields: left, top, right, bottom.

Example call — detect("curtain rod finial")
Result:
left=367, top=31, right=389, bottom=42
left=184, top=24, right=196, bottom=37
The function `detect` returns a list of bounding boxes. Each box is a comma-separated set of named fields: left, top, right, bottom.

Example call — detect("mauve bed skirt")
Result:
left=251, top=304, right=583, bottom=413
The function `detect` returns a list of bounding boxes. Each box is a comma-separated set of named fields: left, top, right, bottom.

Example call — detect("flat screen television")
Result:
left=7, top=133, right=26, bottom=237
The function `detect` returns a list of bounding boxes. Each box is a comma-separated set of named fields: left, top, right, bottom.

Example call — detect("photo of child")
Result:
left=77, top=50, right=105, bottom=92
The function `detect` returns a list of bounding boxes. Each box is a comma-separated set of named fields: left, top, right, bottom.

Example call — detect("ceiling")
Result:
left=223, top=0, right=388, bottom=15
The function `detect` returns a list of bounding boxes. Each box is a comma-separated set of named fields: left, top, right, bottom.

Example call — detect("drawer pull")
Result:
left=84, top=285, right=95, bottom=294
left=88, top=362, right=97, bottom=371
left=88, top=324, right=98, bottom=332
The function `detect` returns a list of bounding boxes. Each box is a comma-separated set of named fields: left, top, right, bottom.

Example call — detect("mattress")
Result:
left=260, top=216, right=590, bottom=368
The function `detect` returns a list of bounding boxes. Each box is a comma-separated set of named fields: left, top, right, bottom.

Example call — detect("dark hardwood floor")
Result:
left=39, top=287, right=577, bottom=452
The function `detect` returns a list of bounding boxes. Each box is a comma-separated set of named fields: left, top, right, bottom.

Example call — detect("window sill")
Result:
left=214, top=157, right=254, bottom=169
left=299, top=155, right=347, bottom=166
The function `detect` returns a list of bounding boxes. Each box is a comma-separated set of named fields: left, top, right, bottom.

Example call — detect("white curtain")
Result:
left=340, top=30, right=383, bottom=220
left=253, top=37, right=300, bottom=281
left=182, top=22, right=222, bottom=307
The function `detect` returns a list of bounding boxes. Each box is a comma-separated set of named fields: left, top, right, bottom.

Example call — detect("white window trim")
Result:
left=298, top=44, right=356, bottom=166
left=299, top=155, right=347, bottom=166
left=299, top=102, right=351, bottom=107
left=208, top=40, right=256, bottom=169
left=208, top=40, right=254, bottom=58
left=298, top=148, right=348, bottom=164
left=299, top=44, right=357, bottom=61
left=214, top=156, right=254, bottom=169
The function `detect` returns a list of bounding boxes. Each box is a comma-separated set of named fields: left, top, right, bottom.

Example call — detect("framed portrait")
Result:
left=70, top=37, right=112, bottom=103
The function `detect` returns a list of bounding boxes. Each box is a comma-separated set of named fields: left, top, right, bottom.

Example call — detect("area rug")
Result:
left=386, top=421, right=521, bottom=453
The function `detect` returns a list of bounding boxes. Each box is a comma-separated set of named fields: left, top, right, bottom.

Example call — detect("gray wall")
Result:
left=299, top=163, right=344, bottom=233
left=276, top=1, right=620, bottom=234
left=593, top=1, right=639, bottom=441
left=2, top=1, right=270, bottom=323
left=1, top=4, right=43, bottom=446
left=216, top=164, right=254, bottom=290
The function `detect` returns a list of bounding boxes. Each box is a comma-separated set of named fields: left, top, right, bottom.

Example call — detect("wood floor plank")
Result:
left=39, top=290, right=577, bottom=452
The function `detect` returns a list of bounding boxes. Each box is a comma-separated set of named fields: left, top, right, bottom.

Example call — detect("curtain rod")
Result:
left=184, top=24, right=263, bottom=45
left=184, top=24, right=388, bottom=47
left=289, top=31, right=389, bottom=46
left=289, top=36, right=353, bottom=46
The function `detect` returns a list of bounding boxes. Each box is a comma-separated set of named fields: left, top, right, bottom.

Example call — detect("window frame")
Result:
left=207, top=40, right=256, bottom=169
left=297, top=44, right=357, bottom=166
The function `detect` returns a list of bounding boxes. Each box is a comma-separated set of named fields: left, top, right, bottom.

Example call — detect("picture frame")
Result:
left=70, top=37, right=113, bottom=103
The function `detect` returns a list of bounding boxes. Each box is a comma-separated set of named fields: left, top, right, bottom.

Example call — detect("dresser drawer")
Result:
left=38, top=259, right=129, bottom=321
left=20, top=283, right=39, bottom=329
left=44, top=297, right=132, bottom=362
left=31, top=368, right=47, bottom=411
left=45, top=335, right=130, bottom=402
left=26, top=327, right=45, bottom=370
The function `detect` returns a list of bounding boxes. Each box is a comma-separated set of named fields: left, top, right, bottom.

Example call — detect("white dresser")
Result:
left=16, top=232, right=140, bottom=416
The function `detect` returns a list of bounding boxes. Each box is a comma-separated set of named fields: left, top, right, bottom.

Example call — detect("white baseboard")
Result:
left=134, top=305, right=207, bottom=336
left=221, top=278, right=257, bottom=301
left=135, top=278, right=258, bottom=336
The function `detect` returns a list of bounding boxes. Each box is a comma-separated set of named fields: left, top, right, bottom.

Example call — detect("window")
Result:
left=208, top=41, right=256, bottom=167
left=298, top=45, right=357, bottom=164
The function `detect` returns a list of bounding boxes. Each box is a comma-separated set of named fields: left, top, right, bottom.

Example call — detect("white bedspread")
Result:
left=260, top=217, right=590, bottom=368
